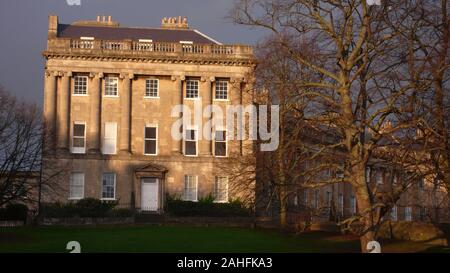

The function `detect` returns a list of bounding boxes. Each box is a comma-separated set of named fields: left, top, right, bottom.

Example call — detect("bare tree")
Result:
left=0, top=86, right=65, bottom=215
left=230, top=0, right=429, bottom=251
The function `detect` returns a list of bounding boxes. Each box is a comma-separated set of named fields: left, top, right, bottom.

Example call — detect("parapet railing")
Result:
left=47, top=38, right=254, bottom=58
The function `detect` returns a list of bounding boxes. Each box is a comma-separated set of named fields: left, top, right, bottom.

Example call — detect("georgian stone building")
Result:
left=42, top=15, right=255, bottom=212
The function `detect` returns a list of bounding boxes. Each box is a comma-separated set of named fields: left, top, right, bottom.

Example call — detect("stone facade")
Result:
left=41, top=15, right=256, bottom=213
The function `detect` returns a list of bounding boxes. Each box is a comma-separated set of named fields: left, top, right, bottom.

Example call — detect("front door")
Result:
left=141, top=177, right=159, bottom=212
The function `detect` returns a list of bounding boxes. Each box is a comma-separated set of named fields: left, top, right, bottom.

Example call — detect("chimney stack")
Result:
left=161, top=16, right=189, bottom=29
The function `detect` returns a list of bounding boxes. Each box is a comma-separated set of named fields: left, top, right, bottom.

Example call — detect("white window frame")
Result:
left=101, top=173, right=116, bottom=201
left=183, top=126, right=198, bottom=157
left=405, top=206, right=412, bottom=221
left=104, top=76, right=119, bottom=97
left=144, top=124, right=158, bottom=156
left=214, top=176, right=229, bottom=203
left=365, top=167, right=371, bottom=183
left=145, top=79, right=159, bottom=98
left=69, top=172, right=85, bottom=200
left=214, top=80, right=229, bottom=101
left=185, top=80, right=200, bottom=99
left=103, top=122, right=117, bottom=155
left=326, top=191, right=332, bottom=206
left=213, top=127, right=228, bottom=157
left=71, top=121, right=86, bottom=154
left=73, top=76, right=88, bottom=96
left=338, top=193, right=344, bottom=215
left=184, top=175, right=198, bottom=202
left=391, top=205, right=398, bottom=221
left=350, top=196, right=356, bottom=215
left=376, top=170, right=383, bottom=185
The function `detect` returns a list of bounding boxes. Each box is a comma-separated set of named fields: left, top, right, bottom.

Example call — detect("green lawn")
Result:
left=0, top=225, right=447, bottom=253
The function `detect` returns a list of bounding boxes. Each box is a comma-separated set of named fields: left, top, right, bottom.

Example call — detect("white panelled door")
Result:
left=141, top=178, right=159, bottom=211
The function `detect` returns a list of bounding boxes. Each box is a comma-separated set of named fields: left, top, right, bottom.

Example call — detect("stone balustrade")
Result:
left=46, top=38, right=253, bottom=59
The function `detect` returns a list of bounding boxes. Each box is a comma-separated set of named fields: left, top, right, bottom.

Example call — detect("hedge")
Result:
left=41, top=198, right=133, bottom=218
left=165, top=195, right=252, bottom=217
left=0, top=203, right=28, bottom=221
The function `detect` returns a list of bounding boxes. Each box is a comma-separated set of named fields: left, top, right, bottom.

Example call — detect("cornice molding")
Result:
left=42, top=51, right=255, bottom=67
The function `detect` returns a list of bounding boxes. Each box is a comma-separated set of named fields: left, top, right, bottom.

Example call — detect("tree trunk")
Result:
left=352, top=162, right=376, bottom=253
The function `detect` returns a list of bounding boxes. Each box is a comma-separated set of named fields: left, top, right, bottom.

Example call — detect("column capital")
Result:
left=230, top=77, right=245, bottom=84
left=120, top=73, right=134, bottom=80
left=45, top=70, right=59, bottom=77
left=171, top=75, right=185, bottom=81
left=62, top=71, right=73, bottom=78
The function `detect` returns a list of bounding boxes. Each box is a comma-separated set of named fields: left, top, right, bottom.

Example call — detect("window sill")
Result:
left=213, top=200, right=229, bottom=204
left=144, top=153, right=158, bottom=156
left=101, top=198, right=117, bottom=201
left=213, top=99, right=229, bottom=102
left=72, top=94, right=88, bottom=97
left=214, top=155, right=228, bottom=158
left=68, top=197, right=83, bottom=201
left=184, top=97, right=200, bottom=101
left=184, top=154, right=198, bottom=157
left=104, top=95, right=119, bottom=98
left=144, top=96, right=160, bottom=99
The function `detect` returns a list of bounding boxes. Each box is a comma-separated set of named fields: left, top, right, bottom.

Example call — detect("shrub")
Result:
left=0, top=203, right=28, bottom=221
left=166, top=194, right=252, bottom=217
left=41, top=198, right=121, bottom=218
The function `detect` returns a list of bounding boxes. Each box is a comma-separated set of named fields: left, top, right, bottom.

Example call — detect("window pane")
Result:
left=105, top=77, right=118, bottom=96
left=73, top=124, right=85, bottom=137
left=185, top=141, right=197, bottom=155
left=184, top=175, right=197, bottom=201
left=186, top=80, right=199, bottom=98
left=145, top=139, right=156, bottom=155
left=73, top=138, right=85, bottom=148
left=70, top=173, right=84, bottom=199
left=215, top=80, right=228, bottom=100
left=102, top=173, right=115, bottom=199
left=215, top=130, right=226, bottom=141
left=185, top=129, right=196, bottom=141
left=215, top=177, right=228, bottom=202
left=215, top=142, right=226, bottom=156
left=145, top=127, right=157, bottom=139
left=74, top=76, right=87, bottom=95
left=145, top=79, right=158, bottom=97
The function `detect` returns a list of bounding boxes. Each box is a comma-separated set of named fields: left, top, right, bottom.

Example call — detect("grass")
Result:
left=0, top=225, right=447, bottom=253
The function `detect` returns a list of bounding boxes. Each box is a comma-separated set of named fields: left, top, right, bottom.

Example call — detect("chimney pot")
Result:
left=108, top=16, right=111, bottom=22
left=97, top=15, right=100, bottom=22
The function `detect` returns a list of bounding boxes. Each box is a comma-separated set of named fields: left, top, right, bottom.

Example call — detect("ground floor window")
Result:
left=184, top=175, right=198, bottom=201
left=69, top=172, right=84, bottom=200
left=102, top=173, right=116, bottom=200
left=214, top=176, right=228, bottom=203
left=350, top=196, right=356, bottom=215
left=391, top=205, right=398, bottom=221
left=405, top=206, right=412, bottom=221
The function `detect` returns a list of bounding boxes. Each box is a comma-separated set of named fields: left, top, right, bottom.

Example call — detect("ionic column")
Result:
left=230, top=77, right=244, bottom=156
left=43, top=70, right=57, bottom=152
left=88, top=72, right=102, bottom=154
left=119, top=73, right=133, bottom=154
left=56, top=71, right=71, bottom=152
left=200, top=76, right=214, bottom=156
left=171, top=75, right=184, bottom=155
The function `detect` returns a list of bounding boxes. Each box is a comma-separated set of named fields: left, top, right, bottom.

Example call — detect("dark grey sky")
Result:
left=0, top=0, right=265, bottom=105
